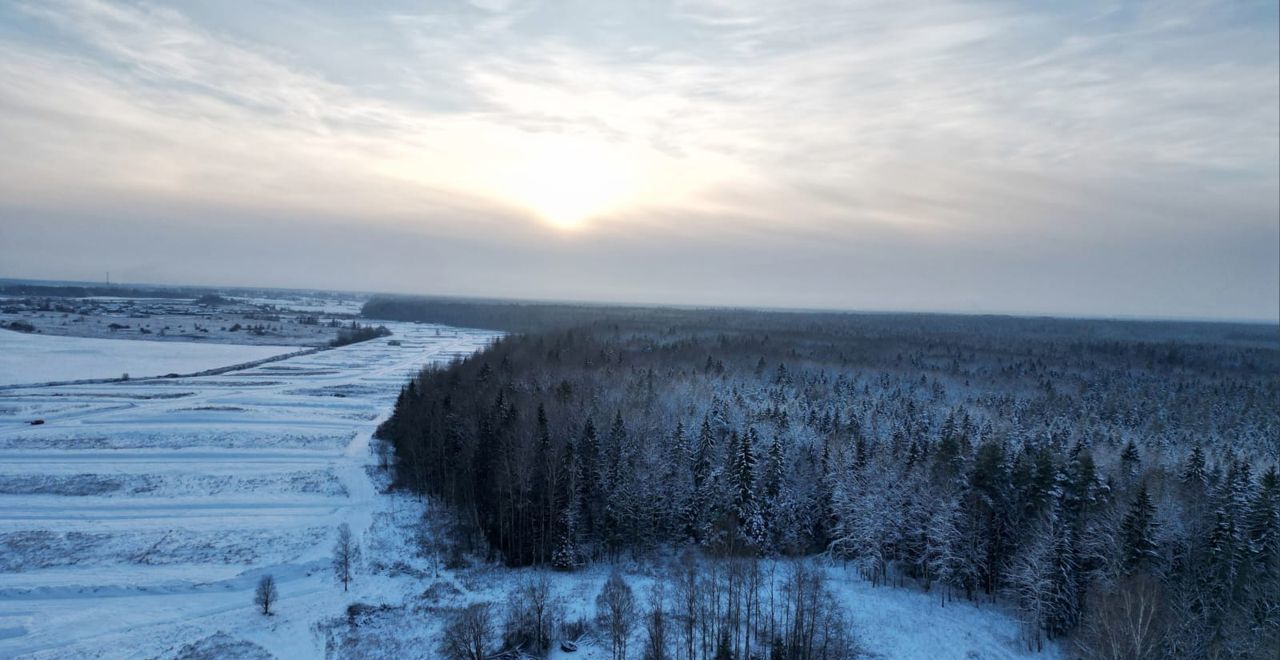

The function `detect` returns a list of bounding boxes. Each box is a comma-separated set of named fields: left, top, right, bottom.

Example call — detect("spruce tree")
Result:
left=552, top=437, right=580, bottom=570
left=765, top=435, right=784, bottom=501
left=1244, top=466, right=1280, bottom=635
left=1182, top=444, right=1207, bottom=490
left=1120, top=440, right=1141, bottom=481
left=579, top=417, right=600, bottom=545
left=729, top=427, right=760, bottom=548
left=688, top=416, right=717, bottom=542
left=1120, top=483, right=1159, bottom=574
left=1246, top=466, right=1279, bottom=577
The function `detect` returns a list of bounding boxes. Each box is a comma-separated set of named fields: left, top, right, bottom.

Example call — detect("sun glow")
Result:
left=501, top=137, right=637, bottom=230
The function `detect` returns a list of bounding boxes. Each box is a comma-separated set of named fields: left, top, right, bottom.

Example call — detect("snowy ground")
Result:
left=0, top=323, right=1060, bottom=660
left=0, top=322, right=499, bottom=658
left=0, top=330, right=298, bottom=386
left=318, top=504, right=1065, bottom=660
left=0, top=291, right=367, bottom=348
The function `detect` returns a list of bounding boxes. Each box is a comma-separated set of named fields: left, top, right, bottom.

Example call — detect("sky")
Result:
left=0, top=0, right=1276, bottom=322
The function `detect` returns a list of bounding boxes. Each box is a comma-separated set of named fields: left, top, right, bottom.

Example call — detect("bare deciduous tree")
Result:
left=643, top=578, right=668, bottom=660
left=505, top=573, right=559, bottom=653
left=255, top=574, right=278, bottom=616
left=674, top=552, right=701, bottom=660
left=1076, top=574, right=1167, bottom=660
left=597, top=569, right=638, bottom=660
left=441, top=602, right=495, bottom=660
left=333, top=523, right=360, bottom=592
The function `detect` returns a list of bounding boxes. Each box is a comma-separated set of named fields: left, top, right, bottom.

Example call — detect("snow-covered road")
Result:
left=0, top=323, right=499, bottom=658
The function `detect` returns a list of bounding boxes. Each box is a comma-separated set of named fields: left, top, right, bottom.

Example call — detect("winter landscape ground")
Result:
left=0, top=316, right=500, bottom=658
left=0, top=297, right=1074, bottom=660
left=0, top=329, right=299, bottom=386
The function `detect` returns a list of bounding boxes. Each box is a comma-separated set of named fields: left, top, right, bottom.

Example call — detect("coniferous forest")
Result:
left=374, top=298, right=1280, bottom=659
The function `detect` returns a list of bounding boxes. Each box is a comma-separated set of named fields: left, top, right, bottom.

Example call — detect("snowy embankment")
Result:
left=0, top=323, right=499, bottom=658
left=0, top=330, right=297, bottom=386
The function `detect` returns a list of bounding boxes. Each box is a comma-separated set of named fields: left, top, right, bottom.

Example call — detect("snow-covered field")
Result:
left=0, top=323, right=499, bottom=658
left=0, top=330, right=298, bottom=386
left=0, top=324, right=1059, bottom=659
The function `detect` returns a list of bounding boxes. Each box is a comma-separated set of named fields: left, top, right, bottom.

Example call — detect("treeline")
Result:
left=361, top=294, right=1280, bottom=348
left=330, top=322, right=391, bottom=347
left=378, top=309, right=1280, bottom=658
left=0, top=283, right=188, bottom=298
left=362, top=295, right=697, bottom=332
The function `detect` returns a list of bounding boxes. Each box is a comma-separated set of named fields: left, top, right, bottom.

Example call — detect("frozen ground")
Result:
left=0, top=331, right=298, bottom=386
left=0, top=321, right=1059, bottom=659
left=0, top=292, right=366, bottom=347
left=0, top=322, right=499, bottom=658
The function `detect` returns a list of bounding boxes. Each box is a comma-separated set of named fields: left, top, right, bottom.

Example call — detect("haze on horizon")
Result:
left=0, top=0, right=1276, bottom=322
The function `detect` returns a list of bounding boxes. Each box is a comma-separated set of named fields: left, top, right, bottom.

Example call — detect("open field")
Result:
left=0, top=329, right=299, bottom=387
left=0, top=322, right=499, bottom=658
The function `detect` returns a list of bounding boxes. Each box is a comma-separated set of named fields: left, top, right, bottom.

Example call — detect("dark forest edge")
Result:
left=329, top=322, right=391, bottom=347
left=371, top=296, right=1280, bottom=659
left=360, top=294, right=1280, bottom=344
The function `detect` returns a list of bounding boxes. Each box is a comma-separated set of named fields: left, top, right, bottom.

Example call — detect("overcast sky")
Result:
left=0, top=0, right=1276, bottom=321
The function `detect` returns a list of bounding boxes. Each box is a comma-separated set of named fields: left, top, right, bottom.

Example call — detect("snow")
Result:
left=827, top=569, right=1061, bottom=660
left=0, top=321, right=1061, bottom=659
left=0, top=322, right=500, bottom=658
left=0, top=330, right=298, bottom=386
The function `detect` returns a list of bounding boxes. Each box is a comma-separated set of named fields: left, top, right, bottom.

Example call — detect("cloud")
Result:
left=0, top=0, right=1275, bottom=320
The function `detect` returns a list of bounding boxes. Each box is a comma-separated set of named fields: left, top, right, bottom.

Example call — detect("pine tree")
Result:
left=1182, top=444, right=1207, bottom=490
left=968, top=439, right=1010, bottom=597
left=688, top=416, right=717, bottom=543
left=1120, top=483, right=1159, bottom=574
left=601, top=410, right=639, bottom=553
left=1061, top=445, right=1098, bottom=526
left=534, top=402, right=554, bottom=561
left=552, top=437, right=581, bottom=570
left=1120, top=440, right=1141, bottom=482
left=1244, top=465, right=1280, bottom=638
left=1196, top=459, right=1253, bottom=627
left=761, top=434, right=786, bottom=549
left=764, top=435, right=784, bottom=501
left=853, top=429, right=868, bottom=471
left=578, top=417, right=600, bottom=550
left=1246, top=466, right=1280, bottom=578
left=1203, top=507, right=1242, bottom=640
left=661, top=421, right=691, bottom=540
left=551, top=505, right=581, bottom=571
left=729, top=428, right=760, bottom=549
left=933, top=413, right=964, bottom=485
left=1059, top=445, right=1102, bottom=612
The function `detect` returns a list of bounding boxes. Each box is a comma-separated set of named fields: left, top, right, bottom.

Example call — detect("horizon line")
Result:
left=3, top=274, right=1277, bottom=328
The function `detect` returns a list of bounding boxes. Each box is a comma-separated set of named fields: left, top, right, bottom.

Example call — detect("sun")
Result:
left=501, top=137, right=636, bottom=230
